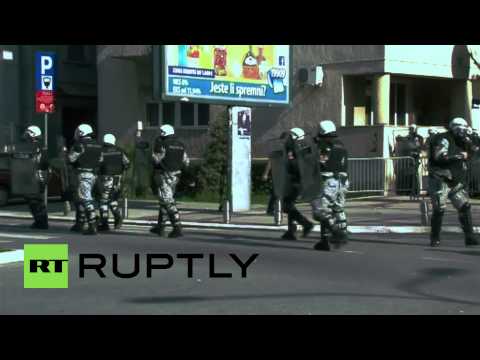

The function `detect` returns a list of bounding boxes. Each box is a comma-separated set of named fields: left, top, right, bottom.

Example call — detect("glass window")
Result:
left=67, top=46, right=86, bottom=63
left=198, top=104, right=210, bottom=126
left=146, top=103, right=159, bottom=127
left=162, top=102, right=175, bottom=126
left=180, top=103, right=194, bottom=126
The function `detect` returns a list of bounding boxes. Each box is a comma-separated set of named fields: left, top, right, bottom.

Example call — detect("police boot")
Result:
left=113, top=211, right=123, bottom=230
left=150, top=210, right=166, bottom=236
left=70, top=222, right=85, bottom=232
left=302, top=221, right=314, bottom=238
left=97, top=219, right=110, bottom=232
left=430, top=210, right=443, bottom=247
left=168, top=225, right=183, bottom=238
left=32, top=216, right=49, bottom=230
left=31, top=221, right=49, bottom=230
left=281, top=218, right=298, bottom=240
left=331, top=230, right=349, bottom=247
left=314, top=238, right=331, bottom=251
left=459, top=207, right=479, bottom=247
left=84, top=222, right=98, bottom=236
left=70, top=210, right=85, bottom=232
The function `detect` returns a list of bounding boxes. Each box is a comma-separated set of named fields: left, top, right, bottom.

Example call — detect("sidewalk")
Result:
left=1, top=196, right=479, bottom=229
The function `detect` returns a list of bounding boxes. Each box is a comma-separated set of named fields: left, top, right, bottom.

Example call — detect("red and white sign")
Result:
left=35, top=90, right=55, bottom=113
left=35, top=52, right=56, bottom=113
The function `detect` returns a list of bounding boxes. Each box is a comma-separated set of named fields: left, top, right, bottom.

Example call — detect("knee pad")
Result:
left=312, top=208, right=331, bottom=222
left=448, top=184, right=470, bottom=211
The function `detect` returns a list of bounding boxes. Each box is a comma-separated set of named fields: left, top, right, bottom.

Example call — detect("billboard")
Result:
left=162, top=45, right=291, bottom=106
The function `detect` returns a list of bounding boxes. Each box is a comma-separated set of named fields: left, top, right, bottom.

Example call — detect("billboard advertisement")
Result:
left=162, top=45, right=291, bottom=106
left=229, top=107, right=252, bottom=211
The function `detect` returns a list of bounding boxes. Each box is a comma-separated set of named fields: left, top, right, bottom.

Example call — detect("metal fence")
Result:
left=0, top=124, right=14, bottom=153
left=348, top=156, right=418, bottom=195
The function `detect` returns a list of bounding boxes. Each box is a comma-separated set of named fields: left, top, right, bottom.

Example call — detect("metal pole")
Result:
left=274, top=199, right=282, bottom=226
left=123, top=197, right=128, bottom=219
left=44, top=113, right=48, bottom=208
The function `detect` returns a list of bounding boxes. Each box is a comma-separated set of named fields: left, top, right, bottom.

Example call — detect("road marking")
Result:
left=422, top=256, right=474, bottom=264
left=0, top=232, right=56, bottom=240
left=343, top=250, right=364, bottom=254
left=0, top=250, right=24, bottom=265
left=0, top=212, right=477, bottom=234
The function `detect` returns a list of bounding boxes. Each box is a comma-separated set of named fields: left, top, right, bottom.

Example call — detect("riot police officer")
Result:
left=280, top=128, right=314, bottom=241
left=97, top=134, right=130, bottom=231
left=68, top=124, right=103, bottom=235
left=310, top=120, right=349, bottom=251
left=15, top=126, right=49, bottom=229
left=150, top=124, right=190, bottom=238
left=429, top=117, right=480, bottom=247
left=406, top=124, right=424, bottom=198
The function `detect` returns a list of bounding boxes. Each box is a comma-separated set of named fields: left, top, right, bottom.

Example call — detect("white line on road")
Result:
left=0, top=250, right=24, bottom=265
left=422, top=257, right=474, bottom=264
left=0, top=232, right=56, bottom=240
left=0, top=212, right=476, bottom=234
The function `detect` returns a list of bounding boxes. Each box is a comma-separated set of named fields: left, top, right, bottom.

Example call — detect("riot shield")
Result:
left=294, top=138, right=322, bottom=201
left=10, top=153, right=39, bottom=196
left=270, top=149, right=290, bottom=199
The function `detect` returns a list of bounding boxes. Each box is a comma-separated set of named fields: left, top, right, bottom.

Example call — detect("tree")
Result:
left=196, top=109, right=228, bottom=201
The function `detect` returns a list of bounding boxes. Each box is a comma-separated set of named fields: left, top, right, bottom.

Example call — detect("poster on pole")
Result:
left=35, top=52, right=56, bottom=113
left=229, top=107, right=252, bottom=211
left=162, top=45, right=291, bottom=107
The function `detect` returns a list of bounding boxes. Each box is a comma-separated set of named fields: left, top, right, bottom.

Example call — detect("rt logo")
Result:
left=24, top=244, right=69, bottom=288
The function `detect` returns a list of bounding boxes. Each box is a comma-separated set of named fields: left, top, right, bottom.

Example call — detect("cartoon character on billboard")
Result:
left=237, top=111, right=251, bottom=136
left=186, top=45, right=200, bottom=68
left=214, top=46, right=227, bottom=76
left=242, top=46, right=260, bottom=80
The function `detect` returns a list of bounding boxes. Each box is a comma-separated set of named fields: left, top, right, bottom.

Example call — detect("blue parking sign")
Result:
left=35, top=52, right=56, bottom=91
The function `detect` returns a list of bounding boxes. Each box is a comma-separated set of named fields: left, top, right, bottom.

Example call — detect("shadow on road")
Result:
left=426, top=248, right=480, bottom=257
left=396, top=267, right=479, bottom=306
left=124, top=287, right=480, bottom=307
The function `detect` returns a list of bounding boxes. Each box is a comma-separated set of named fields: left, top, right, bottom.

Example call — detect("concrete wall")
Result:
left=0, top=45, right=97, bottom=155
left=254, top=45, right=385, bottom=156
left=385, top=45, right=480, bottom=80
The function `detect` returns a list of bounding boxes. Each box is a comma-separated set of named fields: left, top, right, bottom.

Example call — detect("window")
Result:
left=67, top=45, right=87, bottom=63
left=144, top=101, right=209, bottom=129
left=162, top=102, right=175, bottom=126
left=146, top=103, right=159, bottom=127
left=180, top=103, right=195, bottom=126
left=198, top=104, right=210, bottom=126
left=390, top=83, right=407, bottom=126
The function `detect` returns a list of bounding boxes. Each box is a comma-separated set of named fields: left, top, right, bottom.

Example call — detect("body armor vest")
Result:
left=101, top=145, right=124, bottom=175
left=317, top=139, right=348, bottom=174
left=154, top=137, right=185, bottom=172
left=75, top=138, right=102, bottom=170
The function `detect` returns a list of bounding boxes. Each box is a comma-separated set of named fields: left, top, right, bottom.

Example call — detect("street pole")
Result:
left=44, top=113, right=48, bottom=208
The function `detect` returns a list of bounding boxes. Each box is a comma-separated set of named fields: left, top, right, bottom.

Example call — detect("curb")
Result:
left=0, top=249, right=24, bottom=265
left=0, top=212, right=474, bottom=234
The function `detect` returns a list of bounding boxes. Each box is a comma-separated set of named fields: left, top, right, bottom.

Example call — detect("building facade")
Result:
left=0, top=45, right=97, bottom=155
left=96, top=45, right=480, bottom=159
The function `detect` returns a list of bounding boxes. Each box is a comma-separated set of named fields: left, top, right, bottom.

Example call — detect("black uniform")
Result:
left=14, top=140, right=49, bottom=228
left=428, top=130, right=479, bottom=246
left=97, top=144, right=130, bottom=230
left=281, top=136, right=313, bottom=240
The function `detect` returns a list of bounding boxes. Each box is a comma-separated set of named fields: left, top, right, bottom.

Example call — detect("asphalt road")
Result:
left=1, top=219, right=480, bottom=315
